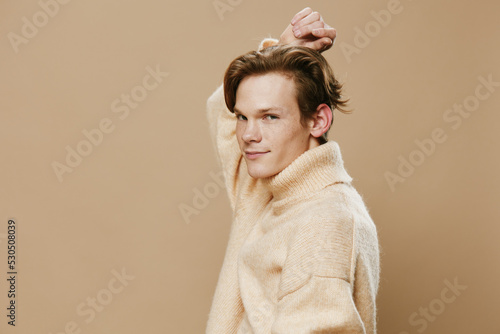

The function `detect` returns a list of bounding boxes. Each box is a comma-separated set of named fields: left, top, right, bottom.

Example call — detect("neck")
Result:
left=260, top=140, right=353, bottom=202
left=308, top=136, right=321, bottom=150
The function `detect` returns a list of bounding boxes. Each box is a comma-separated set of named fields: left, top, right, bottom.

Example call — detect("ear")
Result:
left=308, top=103, right=333, bottom=139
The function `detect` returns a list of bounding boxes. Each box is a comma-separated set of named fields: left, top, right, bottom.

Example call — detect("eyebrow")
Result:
left=233, top=107, right=284, bottom=115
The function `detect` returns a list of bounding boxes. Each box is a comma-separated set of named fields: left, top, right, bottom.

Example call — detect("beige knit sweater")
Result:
left=205, top=39, right=380, bottom=334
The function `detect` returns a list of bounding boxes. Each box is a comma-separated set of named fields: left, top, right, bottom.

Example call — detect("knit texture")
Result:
left=205, top=38, right=380, bottom=334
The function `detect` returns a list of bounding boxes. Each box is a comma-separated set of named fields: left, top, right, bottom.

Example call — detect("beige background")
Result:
left=1, top=0, right=499, bottom=333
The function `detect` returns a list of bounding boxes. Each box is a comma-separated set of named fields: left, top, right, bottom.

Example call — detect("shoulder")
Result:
left=292, top=181, right=373, bottom=234
left=307, top=182, right=378, bottom=238
left=290, top=182, right=378, bottom=275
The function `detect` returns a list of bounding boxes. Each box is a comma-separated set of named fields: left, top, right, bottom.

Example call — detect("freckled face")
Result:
left=234, top=72, right=313, bottom=179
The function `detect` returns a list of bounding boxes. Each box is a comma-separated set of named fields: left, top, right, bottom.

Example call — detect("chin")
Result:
left=247, top=166, right=273, bottom=179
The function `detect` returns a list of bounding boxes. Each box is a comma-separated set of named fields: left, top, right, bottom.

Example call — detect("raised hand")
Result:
left=278, top=7, right=337, bottom=53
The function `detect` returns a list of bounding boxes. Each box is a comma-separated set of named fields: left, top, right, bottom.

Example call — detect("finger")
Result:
left=293, top=21, right=324, bottom=39
left=291, top=7, right=313, bottom=25
left=293, top=11, right=322, bottom=30
left=311, top=27, right=337, bottom=42
left=319, top=36, right=335, bottom=51
left=306, top=36, right=335, bottom=52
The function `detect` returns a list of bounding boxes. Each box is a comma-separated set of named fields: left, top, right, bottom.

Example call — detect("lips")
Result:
left=244, top=150, right=269, bottom=160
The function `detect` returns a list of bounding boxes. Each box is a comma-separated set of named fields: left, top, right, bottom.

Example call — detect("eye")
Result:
left=265, top=114, right=278, bottom=120
left=236, top=114, right=247, bottom=121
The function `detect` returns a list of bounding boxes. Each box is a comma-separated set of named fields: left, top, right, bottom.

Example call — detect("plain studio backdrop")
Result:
left=1, top=0, right=499, bottom=333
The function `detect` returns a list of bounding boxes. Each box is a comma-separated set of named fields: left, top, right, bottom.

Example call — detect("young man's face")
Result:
left=234, top=72, right=318, bottom=179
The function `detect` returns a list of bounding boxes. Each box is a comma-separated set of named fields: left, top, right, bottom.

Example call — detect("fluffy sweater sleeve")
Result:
left=272, top=277, right=366, bottom=333
left=269, top=190, right=379, bottom=334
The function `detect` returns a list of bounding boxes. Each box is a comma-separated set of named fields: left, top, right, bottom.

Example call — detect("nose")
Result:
left=242, top=120, right=262, bottom=143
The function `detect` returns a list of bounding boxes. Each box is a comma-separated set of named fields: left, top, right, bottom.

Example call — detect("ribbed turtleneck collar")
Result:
left=260, top=140, right=353, bottom=202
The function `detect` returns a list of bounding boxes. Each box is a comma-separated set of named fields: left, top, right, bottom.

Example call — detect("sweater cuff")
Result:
left=258, top=37, right=279, bottom=51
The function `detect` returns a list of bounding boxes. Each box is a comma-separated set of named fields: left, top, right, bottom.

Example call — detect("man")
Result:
left=206, top=8, right=380, bottom=334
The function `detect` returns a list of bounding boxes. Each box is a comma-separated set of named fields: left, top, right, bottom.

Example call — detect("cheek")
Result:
left=283, top=125, right=310, bottom=155
left=266, top=125, right=304, bottom=157
left=282, top=121, right=308, bottom=142
left=267, top=121, right=294, bottom=138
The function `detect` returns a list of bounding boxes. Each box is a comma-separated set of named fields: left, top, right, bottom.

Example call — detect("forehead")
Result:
left=234, top=72, right=299, bottom=113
